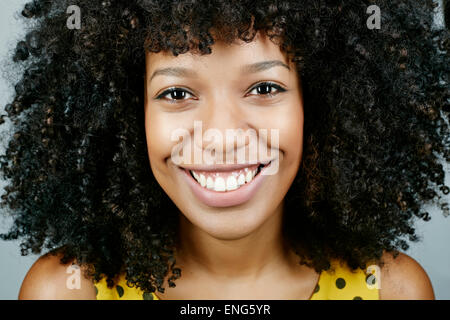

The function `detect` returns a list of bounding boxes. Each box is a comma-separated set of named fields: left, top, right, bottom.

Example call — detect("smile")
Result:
left=189, top=163, right=265, bottom=192
left=178, top=162, right=272, bottom=207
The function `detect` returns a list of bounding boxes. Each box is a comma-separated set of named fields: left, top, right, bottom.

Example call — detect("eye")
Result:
left=247, top=82, right=286, bottom=98
left=155, top=87, right=195, bottom=104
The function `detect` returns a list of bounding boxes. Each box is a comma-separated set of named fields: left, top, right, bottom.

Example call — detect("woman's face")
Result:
left=145, top=32, right=304, bottom=240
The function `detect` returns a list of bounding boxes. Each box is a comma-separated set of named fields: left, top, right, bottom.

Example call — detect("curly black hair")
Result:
left=0, top=0, right=449, bottom=295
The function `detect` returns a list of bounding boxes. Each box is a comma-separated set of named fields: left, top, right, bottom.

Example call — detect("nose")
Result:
left=193, top=97, right=252, bottom=163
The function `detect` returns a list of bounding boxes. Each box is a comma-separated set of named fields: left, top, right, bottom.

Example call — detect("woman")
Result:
left=2, top=0, right=448, bottom=299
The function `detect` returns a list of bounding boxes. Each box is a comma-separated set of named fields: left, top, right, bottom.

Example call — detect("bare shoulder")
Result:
left=378, top=251, right=435, bottom=300
left=18, top=250, right=97, bottom=300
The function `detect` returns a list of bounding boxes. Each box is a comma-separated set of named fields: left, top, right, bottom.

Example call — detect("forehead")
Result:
left=145, top=32, right=291, bottom=73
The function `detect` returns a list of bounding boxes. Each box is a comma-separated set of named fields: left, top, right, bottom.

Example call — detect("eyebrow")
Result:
left=148, top=60, right=290, bottom=83
left=149, top=66, right=197, bottom=83
left=241, top=60, right=291, bottom=74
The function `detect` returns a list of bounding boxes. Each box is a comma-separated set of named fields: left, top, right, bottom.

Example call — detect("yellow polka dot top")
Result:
left=94, top=259, right=379, bottom=300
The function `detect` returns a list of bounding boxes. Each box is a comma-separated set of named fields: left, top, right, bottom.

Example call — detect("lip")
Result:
left=180, top=163, right=262, bottom=172
left=178, top=162, right=272, bottom=207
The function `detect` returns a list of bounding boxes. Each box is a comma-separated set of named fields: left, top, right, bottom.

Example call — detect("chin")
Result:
left=180, top=199, right=279, bottom=240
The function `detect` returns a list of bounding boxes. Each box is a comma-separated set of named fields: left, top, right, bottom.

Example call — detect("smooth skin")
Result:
left=18, top=32, right=435, bottom=300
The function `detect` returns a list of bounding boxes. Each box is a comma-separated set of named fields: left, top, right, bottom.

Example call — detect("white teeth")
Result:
left=245, top=171, right=253, bottom=183
left=237, top=174, right=245, bottom=186
left=214, top=177, right=226, bottom=192
left=206, top=176, right=214, bottom=189
left=190, top=166, right=262, bottom=192
left=226, top=176, right=238, bottom=191
left=199, top=174, right=206, bottom=187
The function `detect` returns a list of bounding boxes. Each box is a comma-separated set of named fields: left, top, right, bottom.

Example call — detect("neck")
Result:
left=175, top=202, right=293, bottom=280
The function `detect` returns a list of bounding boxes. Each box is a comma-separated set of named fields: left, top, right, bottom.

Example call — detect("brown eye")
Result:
left=156, top=88, right=194, bottom=103
left=247, top=82, right=286, bottom=98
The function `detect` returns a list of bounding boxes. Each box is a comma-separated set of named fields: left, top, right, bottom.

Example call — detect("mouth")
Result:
left=188, top=163, right=267, bottom=192
left=178, top=162, right=272, bottom=207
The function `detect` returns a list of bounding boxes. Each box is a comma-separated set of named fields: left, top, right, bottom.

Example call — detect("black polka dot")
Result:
left=335, top=278, right=346, bottom=289
left=116, top=285, right=124, bottom=298
left=94, top=286, right=98, bottom=296
left=366, top=274, right=377, bottom=286
left=143, top=292, right=154, bottom=300
left=353, top=296, right=363, bottom=300
left=313, top=284, right=320, bottom=293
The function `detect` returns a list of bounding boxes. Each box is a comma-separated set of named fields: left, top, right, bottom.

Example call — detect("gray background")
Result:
left=0, top=0, right=449, bottom=300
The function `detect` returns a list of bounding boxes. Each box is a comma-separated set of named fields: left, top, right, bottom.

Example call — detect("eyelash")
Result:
left=155, top=81, right=286, bottom=104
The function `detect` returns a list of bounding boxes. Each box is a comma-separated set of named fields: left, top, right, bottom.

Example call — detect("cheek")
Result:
left=280, top=103, right=304, bottom=163
left=144, top=108, right=179, bottom=171
left=252, top=99, right=304, bottom=165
